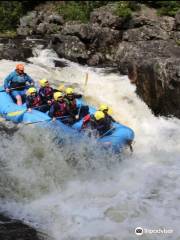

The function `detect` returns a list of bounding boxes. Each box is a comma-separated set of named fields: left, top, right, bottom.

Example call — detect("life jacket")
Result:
left=40, top=86, right=54, bottom=100
left=9, top=73, right=28, bottom=90
left=53, top=101, right=67, bottom=117
left=65, top=97, right=77, bottom=110
left=82, top=114, right=111, bottom=136
left=10, top=81, right=26, bottom=90
left=30, top=95, right=42, bottom=107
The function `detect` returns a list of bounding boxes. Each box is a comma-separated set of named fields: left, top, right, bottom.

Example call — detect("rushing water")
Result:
left=0, top=47, right=180, bottom=240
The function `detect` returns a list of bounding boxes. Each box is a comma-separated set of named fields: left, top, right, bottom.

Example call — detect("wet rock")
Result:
left=0, top=214, right=43, bottom=240
left=61, top=23, right=96, bottom=42
left=0, top=37, right=49, bottom=62
left=87, top=53, right=101, bottom=66
left=127, top=57, right=180, bottom=118
left=160, top=16, right=175, bottom=32
left=47, top=14, right=64, bottom=25
left=90, top=4, right=123, bottom=29
left=17, top=9, right=63, bottom=36
left=19, top=11, right=38, bottom=28
left=123, top=25, right=169, bottom=41
left=36, top=22, right=61, bottom=35
left=52, top=34, right=88, bottom=63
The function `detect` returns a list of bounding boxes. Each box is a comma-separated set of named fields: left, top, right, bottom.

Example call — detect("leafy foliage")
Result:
left=141, top=1, right=180, bottom=16
left=56, top=1, right=110, bottom=22
left=115, top=1, right=138, bottom=19
left=0, top=1, right=47, bottom=32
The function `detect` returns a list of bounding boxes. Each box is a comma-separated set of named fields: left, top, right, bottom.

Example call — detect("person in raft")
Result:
left=38, top=79, right=54, bottom=106
left=48, top=92, right=69, bottom=124
left=99, top=104, right=116, bottom=125
left=26, top=87, right=48, bottom=113
left=4, top=64, right=34, bottom=105
left=64, top=87, right=89, bottom=124
left=81, top=110, right=113, bottom=138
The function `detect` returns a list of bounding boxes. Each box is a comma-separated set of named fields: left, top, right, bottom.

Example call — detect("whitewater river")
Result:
left=0, top=47, right=180, bottom=240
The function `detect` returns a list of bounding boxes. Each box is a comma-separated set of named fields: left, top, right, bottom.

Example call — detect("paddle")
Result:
left=24, top=115, right=69, bottom=125
left=6, top=104, right=49, bottom=117
left=98, top=126, right=116, bottom=139
left=76, top=72, right=89, bottom=120
left=0, top=86, right=33, bottom=93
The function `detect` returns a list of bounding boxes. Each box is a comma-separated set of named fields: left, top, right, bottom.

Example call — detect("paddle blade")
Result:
left=7, top=110, right=25, bottom=117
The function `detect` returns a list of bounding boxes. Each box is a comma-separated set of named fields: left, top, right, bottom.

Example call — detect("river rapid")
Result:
left=0, top=47, right=180, bottom=240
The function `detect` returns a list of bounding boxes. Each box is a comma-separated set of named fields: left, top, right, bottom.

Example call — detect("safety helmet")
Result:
left=27, top=87, right=37, bottom=95
left=65, top=87, right=74, bottom=95
left=54, top=92, right=63, bottom=101
left=16, top=64, right=24, bottom=71
left=94, top=111, right=105, bottom=121
left=39, top=79, right=48, bottom=87
left=99, top=104, right=108, bottom=112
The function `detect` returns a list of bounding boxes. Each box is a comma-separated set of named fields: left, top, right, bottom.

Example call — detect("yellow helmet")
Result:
left=65, top=87, right=74, bottom=95
left=39, top=79, right=48, bottom=87
left=27, top=87, right=37, bottom=95
left=99, top=104, right=108, bottom=112
left=94, top=111, right=105, bottom=121
left=54, top=91, right=63, bottom=101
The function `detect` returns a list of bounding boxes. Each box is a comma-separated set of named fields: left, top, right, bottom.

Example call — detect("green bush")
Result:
left=56, top=1, right=110, bottom=23
left=157, top=1, right=180, bottom=17
left=0, top=2, right=23, bottom=31
left=141, top=1, right=180, bottom=16
left=0, top=1, right=47, bottom=32
left=57, top=2, right=88, bottom=22
left=115, top=1, right=133, bottom=19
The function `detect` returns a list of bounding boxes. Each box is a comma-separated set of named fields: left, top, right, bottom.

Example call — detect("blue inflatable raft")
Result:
left=0, top=86, right=134, bottom=152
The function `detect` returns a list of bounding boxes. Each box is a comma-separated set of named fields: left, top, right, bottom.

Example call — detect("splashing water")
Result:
left=0, top=48, right=180, bottom=240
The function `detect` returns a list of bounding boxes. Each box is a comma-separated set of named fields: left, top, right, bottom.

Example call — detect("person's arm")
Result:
left=38, top=89, right=46, bottom=104
left=26, top=96, right=32, bottom=110
left=48, top=104, right=55, bottom=118
left=4, top=72, right=13, bottom=90
left=25, top=74, right=35, bottom=85
left=109, top=115, right=116, bottom=122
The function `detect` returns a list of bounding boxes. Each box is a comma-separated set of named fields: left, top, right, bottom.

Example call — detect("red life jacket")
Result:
left=66, top=98, right=77, bottom=110
left=54, top=102, right=67, bottom=117
left=31, top=95, right=42, bottom=107
left=43, top=86, right=53, bottom=98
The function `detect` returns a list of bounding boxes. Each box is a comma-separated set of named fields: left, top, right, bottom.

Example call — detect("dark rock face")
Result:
left=0, top=214, right=43, bottom=240
left=0, top=37, right=49, bottom=62
left=129, top=58, right=180, bottom=117
left=17, top=10, right=64, bottom=36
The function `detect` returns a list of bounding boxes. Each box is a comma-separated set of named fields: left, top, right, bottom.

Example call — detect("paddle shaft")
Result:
left=98, top=127, right=116, bottom=139
left=0, top=86, right=32, bottom=93
left=24, top=115, right=69, bottom=125
left=77, top=73, right=89, bottom=119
